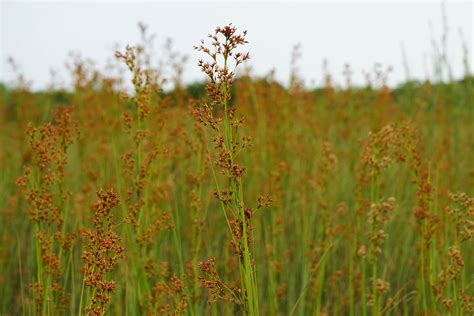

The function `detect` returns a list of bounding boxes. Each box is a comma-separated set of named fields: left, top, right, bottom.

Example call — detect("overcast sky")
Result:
left=1, top=1, right=473, bottom=90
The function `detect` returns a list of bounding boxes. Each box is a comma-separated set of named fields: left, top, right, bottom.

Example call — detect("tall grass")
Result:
left=0, top=23, right=473, bottom=315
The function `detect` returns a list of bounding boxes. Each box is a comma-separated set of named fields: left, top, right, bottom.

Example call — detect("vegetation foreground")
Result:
left=0, top=24, right=473, bottom=315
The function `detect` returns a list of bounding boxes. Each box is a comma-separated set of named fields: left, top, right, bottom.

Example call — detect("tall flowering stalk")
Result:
left=16, top=108, right=78, bottom=314
left=115, top=38, right=170, bottom=313
left=79, top=189, right=124, bottom=315
left=433, top=192, right=473, bottom=314
left=193, top=24, right=264, bottom=315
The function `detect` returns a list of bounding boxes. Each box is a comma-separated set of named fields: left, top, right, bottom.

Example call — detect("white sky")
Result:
left=1, top=1, right=473, bottom=90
